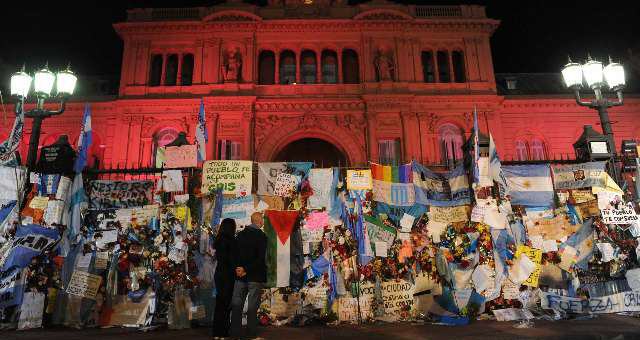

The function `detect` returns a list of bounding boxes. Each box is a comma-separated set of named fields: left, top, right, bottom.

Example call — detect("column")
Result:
left=448, top=51, right=455, bottom=82
left=275, top=50, right=280, bottom=84
left=337, top=48, right=343, bottom=84
left=193, top=40, right=204, bottom=84
left=295, top=50, right=301, bottom=83
left=366, top=111, right=378, bottom=161
left=434, top=52, right=440, bottom=83
left=242, top=111, right=253, bottom=159
left=127, top=117, right=143, bottom=168
left=112, top=116, right=130, bottom=168
left=160, top=54, right=167, bottom=86
left=401, top=111, right=417, bottom=161
left=207, top=111, right=218, bottom=160
left=316, top=50, right=322, bottom=84
left=177, top=54, right=183, bottom=86
left=413, top=41, right=423, bottom=82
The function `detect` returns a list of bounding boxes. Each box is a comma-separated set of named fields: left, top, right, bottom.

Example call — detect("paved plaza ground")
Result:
left=5, top=314, right=640, bottom=340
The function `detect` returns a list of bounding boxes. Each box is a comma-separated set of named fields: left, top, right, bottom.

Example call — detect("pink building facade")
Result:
left=3, top=0, right=639, bottom=168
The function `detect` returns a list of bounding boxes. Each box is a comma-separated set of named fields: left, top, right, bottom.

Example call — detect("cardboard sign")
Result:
left=381, top=280, right=414, bottom=319
left=526, top=214, right=578, bottom=241
left=95, top=252, right=109, bottom=270
left=515, top=245, right=542, bottom=287
left=570, top=189, right=596, bottom=204
left=66, top=271, right=102, bottom=300
left=346, top=169, right=373, bottom=190
left=201, top=160, right=252, bottom=195
left=89, top=180, right=154, bottom=209
left=164, top=144, right=197, bottom=168
left=29, top=196, right=49, bottom=210
left=273, top=173, right=301, bottom=197
left=429, top=205, right=469, bottom=224
left=601, top=202, right=639, bottom=225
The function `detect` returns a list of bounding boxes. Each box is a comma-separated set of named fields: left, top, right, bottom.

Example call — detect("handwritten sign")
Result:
left=515, top=245, right=542, bottom=287
left=273, top=173, right=300, bottom=197
left=502, top=280, right=520, bottom=300
left=66, top=271, right=102, bottom=300
left=570, top=189, right=596, bottom=204
left=601, top=202, right=639, bottom=224
left=541, top=290, right=640, bottom=314
left=526, top=214, right=578, bottom=241
left=381, top=280, right=414, bottom=319
left=17, top=292, right=45, bottom=330
left=301, top=227, right=324, bottom=243
left=160, top=170, right=183, bottom=192
left=44, top=200, right=64, bottom=225
left=201, top=160, right=252, bottom=195
left=365, top=215, right=397, bottom=250
left=304, top=286, right=328, bottom=310
left=95, top=252, right=109, bottom=270
left=305, top=211, right=329, bottom=230
left=89, top=180, right=153, bottom=209
left=346, top=169, right=373, bottom=190
left=429, top=205, right=469, bottom=224
left=29, top=196, right=49, bottom=210
left=164, top=145, right=197, bottom=168
left=552, top=162, right=606, bottom=190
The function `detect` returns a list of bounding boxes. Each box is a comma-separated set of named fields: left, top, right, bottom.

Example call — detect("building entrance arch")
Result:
left=273, top=137, right=348, bottom=167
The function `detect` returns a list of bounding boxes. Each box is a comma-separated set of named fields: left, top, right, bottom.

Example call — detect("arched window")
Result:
left=258, top=50, right=276, bottom=85
left=515, top=140, right=529, bottom=161
left=438, top=124, right=463, bottom=163
left=279, top=50, right=296, bottom=84
left=530, top=139, right=546, bottom=160
left=437, top=51, right=450, bottom=83
left=342, top=49, right=360, bottom=84
left=421, top=51, right=435, bottom=83
left=300, top=50, right=317, bottom=84
left=181, top=54, right=194, bottom=86
left=153, top=128, right=180, bottom=167
left=452, top=50, right=466, bottom=83
left=165, top=54, right=178, bottom=86
left=321, top=50, right=338, bottom=84
left=149, top=54, right=163, bottom=86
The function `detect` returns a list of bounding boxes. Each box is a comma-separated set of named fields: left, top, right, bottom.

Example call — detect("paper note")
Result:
left=596, top=243, right=615, bottom=262
left=161, top=170, right=184, bottom=192
left=427, top=220, right=447, bottom=243
left=429, top=205, right=469, bottom=224
left=470, top=205, right=485, bottom=223
left=472, top=264, right=493, bottom=293
left=399, top=213, right=415, bottom=232
left=502, top=280, right=520, bottom=300
left=306, top=211, right=329, bottom=230
left=530, top=235, right=544, bottom=250
left=29, top=196, right=49, bottom=210
left=375, top=241, right=387, bottom=257
left=346, top=169, right=373, bottom=190
left=397, top=232, right=410, bottom=241
left=76, top=253, right=93, bottom=268
left=44, top=200, right=64, bottom=225
left=483, top=204, right=507, bottom=229
left=95, top=252, right=109, bottom=270
left=543, top=239, right=558, bottom=252
left=66, top=271, right=102, bottom=300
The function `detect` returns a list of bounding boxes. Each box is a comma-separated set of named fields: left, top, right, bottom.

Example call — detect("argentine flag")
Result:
left=73, top=103, right=92, bottom=173
left=502, top=164, right=554, bottom=207
left=196, top=98, right=208, bottom=162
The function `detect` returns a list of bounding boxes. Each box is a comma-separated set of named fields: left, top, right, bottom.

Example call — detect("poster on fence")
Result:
left=89, top=180, right=154, bottom=209
left=601, top=202, right=639, bottom=225
left=541, top=290, right=640, bottom=314
left=17, top=292, right=45, bottom=329
left=274, top=173, right=301, bottom=197
left=66, top=271, right=102, bottom=300
left=201, top=160, right=252, bottom=195
left=346, top=170, right=373, bottom=190
left=163, top=145, right=197, bottom=168
left=381, top=280, right=415, bottom=320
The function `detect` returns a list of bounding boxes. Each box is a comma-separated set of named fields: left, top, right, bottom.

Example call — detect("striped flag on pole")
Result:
left=196, top=98, right=208, bottom=162
left=473, top=105, right=479, bottom=185
left=73, top=103, right=92, bottom=173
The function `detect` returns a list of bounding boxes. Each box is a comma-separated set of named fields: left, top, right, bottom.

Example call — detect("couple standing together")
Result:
left=213, top=212, right=267, bottom=340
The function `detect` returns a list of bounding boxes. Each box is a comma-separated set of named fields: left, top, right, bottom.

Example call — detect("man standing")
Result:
left=231, top=212, right=267, bottom=340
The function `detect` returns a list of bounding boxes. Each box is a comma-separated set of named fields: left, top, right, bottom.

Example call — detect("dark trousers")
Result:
left=213, top=276, right=234, bottom=337
left=231, top=280, right=263, bottom=338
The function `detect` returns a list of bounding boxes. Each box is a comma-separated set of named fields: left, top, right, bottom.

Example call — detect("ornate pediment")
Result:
left=203, top=10, right=262, bottom=22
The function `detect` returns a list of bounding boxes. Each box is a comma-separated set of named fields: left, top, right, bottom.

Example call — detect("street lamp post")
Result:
left=10, top=64, right=77, bottom=170
left=561, top=55, right=626, bottom=185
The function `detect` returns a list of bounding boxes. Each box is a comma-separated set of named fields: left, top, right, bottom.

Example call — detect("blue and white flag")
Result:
left=66, top=173, right=88, bottom=242
left=0, top=112, right=25, bottom=166
left=413, top=162, right=471, bottom=206
left=0, top=266, right=26, bottom=308
left=1, top=224, right=60, bottom=271
left=565, top=218, right=595, bottom=270
left=73, top=103, right=92, bottom=173
left=502, top=164, right=554, bottom=207
left=489, top=134, right=508, bottom=194
left=551, top=161, right=607, bottom=190
left=196, top=98, right=208, bottom=162
left=356, top=195, right=372, bottom=266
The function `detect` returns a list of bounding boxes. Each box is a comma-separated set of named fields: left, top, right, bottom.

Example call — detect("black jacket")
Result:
left=214, top=236, right=236, bottom=282
left=234, top=225, right=267, bottom=283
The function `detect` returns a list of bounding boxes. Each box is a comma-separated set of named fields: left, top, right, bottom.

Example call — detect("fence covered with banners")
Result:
left=1, top=147, right=640, bottom=330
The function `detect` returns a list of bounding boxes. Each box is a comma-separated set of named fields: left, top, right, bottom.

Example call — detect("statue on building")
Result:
left=222, top=49, right=242, bottom=82
left=374, top=49, right=394, bottom=82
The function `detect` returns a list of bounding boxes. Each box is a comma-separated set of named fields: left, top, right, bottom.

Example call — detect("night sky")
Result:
left=0, top=1, right=638, bottom=84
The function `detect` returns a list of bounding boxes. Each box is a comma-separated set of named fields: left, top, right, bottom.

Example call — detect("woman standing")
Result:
left=213, top=218, right=237, bottom=339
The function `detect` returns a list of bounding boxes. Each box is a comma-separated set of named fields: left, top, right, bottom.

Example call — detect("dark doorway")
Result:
left=274, top=138, right=348, bottom=167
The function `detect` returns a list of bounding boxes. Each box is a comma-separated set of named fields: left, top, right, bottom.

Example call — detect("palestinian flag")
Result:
left=264, top=210, right=300, bottom=287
